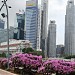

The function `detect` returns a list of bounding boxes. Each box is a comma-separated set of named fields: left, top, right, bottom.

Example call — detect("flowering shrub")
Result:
left=11, top=53, right=42, bottom=70
left=37, top=59, right=75, bottom=75
left=1, top=54, right=75, bottom=75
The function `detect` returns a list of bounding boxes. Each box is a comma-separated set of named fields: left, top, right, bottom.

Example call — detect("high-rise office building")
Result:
left=14, top=12, right=25, bottom=40
left=65, top=0, right=75, bottom=55
left=41, top=0, right=48, bottom=57
left=0, top=19, right=5, bottom=29
left=47, top=20, right=56, bottom=57
left=25, top=0, right=38, bottom=49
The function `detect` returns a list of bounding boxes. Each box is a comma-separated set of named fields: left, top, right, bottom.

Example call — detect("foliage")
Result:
left=32, top=51, right=44, bottom=57
left=0, top=53, right=6, bottom=57
left=1, top=52, right=6, bottom=57
left=22, top=47, right=44, bottom=57
left=26, top=47, right=34, bottom=53
left=22, top=47, right=34, bottom=53
left=64, top=55, right=75, bottom=59
left=22, top=48, right=26, bottom=53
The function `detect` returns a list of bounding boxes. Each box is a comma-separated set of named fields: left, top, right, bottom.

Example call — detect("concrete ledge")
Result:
left=0, top=69, right=18, bottom=75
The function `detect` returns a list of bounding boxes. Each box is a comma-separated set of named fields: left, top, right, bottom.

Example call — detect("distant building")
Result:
left=0, top=39, right=31, bottom=54
left=0, top=19, right=5, bottom=29
left=0, top=26, right=15, bottom=43
left=56, top=45, right=64, bottom=57
left=14, top=12, right=25, bottom=40
left=25, top=0, right=38, bottom=49
left=65, top=0, right=75, bottom=55
left=47, top=20, right=56, bottom=57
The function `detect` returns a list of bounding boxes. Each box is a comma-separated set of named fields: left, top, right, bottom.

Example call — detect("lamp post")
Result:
left=5, top=0, right=10, bottom=70
left=0, top=0, right=11, bottom=70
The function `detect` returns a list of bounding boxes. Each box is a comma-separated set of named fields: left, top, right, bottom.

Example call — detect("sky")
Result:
left=0, top=0, right=70, bottom=45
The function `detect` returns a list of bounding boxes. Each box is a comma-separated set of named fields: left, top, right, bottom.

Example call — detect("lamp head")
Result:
left=1, top=13, right=6, bottom=18
left=9, top=6, right=11, bottom=8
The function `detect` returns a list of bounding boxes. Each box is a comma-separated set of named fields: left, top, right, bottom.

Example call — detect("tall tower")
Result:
left=65, top=0, right=75, bottom=55
left=36, top=6, right=41, bottom=51
left=41, top=0, right=48, bottom=57
left=47, top=20, right=56, bottom=57
left=25, top=0, right=38, bottom=49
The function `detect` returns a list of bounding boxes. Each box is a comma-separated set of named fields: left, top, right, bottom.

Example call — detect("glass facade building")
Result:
left=14, top=13, right=25, bottom=40
left=25, top=0, right=38, bottom=49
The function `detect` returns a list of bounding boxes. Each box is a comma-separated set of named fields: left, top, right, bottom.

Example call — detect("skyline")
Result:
left=0, top=0, right=70, bottom=45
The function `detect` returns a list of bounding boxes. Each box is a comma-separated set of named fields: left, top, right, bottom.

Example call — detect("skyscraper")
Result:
left=36, top=6, right=41, bottom=50
left=41, top=0, right=48, bottom=57
left=47, top=20, right=56, bottom=57
left=14, top=12, right=25, bottom=40
left=25, top=0, right=38, bottom=49
left=65, top=0, right=75, bottom=55
left=0, top=19, right=5, bottom=29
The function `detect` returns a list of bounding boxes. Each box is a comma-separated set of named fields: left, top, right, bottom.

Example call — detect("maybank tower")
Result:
left=25, top=0, right=38, bottom=49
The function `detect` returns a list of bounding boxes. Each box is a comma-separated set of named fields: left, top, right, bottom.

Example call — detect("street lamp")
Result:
left=0, top=0, right=11, bottom=70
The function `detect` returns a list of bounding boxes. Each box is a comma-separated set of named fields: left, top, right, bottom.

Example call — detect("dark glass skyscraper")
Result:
left=14, top=13, right=25, bottom=40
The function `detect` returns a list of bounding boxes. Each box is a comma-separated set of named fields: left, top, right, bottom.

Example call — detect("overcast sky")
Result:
left=0, top=0, right=70, bottom=45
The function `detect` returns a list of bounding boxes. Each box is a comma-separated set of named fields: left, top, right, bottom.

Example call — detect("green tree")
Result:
left=64, top=55, right=75, bottom=59
left=0, top=54, right=2, bottom=57
left=22, top=47, right=34, bottom=53
left=26, top=47, right=34, bottom=53
left=22, top=48, right=27, bottom=53
left=1, top=52, right=6, bottom=57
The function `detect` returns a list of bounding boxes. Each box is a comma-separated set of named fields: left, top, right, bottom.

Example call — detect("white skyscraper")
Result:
left=65, top=0, right=75, bottom=55
left=41, top=0, right=48, bottom=39
left=47, top=20, right=56, bottom=57
left=41, top=0, right=48, bottom=57
left=36, top=6, right=41, bottom=50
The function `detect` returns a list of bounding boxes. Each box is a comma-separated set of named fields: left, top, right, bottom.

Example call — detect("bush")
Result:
left=22, top=47, right=34, bottom=53
left=22, top=48, right=44, bottom=57
left=31, top=51, right=44, bottom=57
left=1, top=52, right=6, bottom=57
left=0, top=53, right=6, bottom=58
left=65, top=55, right=75, bottom=59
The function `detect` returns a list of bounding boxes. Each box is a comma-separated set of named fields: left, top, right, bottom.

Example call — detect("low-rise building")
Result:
left=0, top=39, right=32, bottom=54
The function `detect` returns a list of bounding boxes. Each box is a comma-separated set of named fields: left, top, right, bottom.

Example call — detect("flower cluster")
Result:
left=1, top=54, right=75, bottom=75
left=0, top=53, right=42, bottom=70
left=37, top=59, right=75, bottom=74
left=11, top=53, right=42, bottom=69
